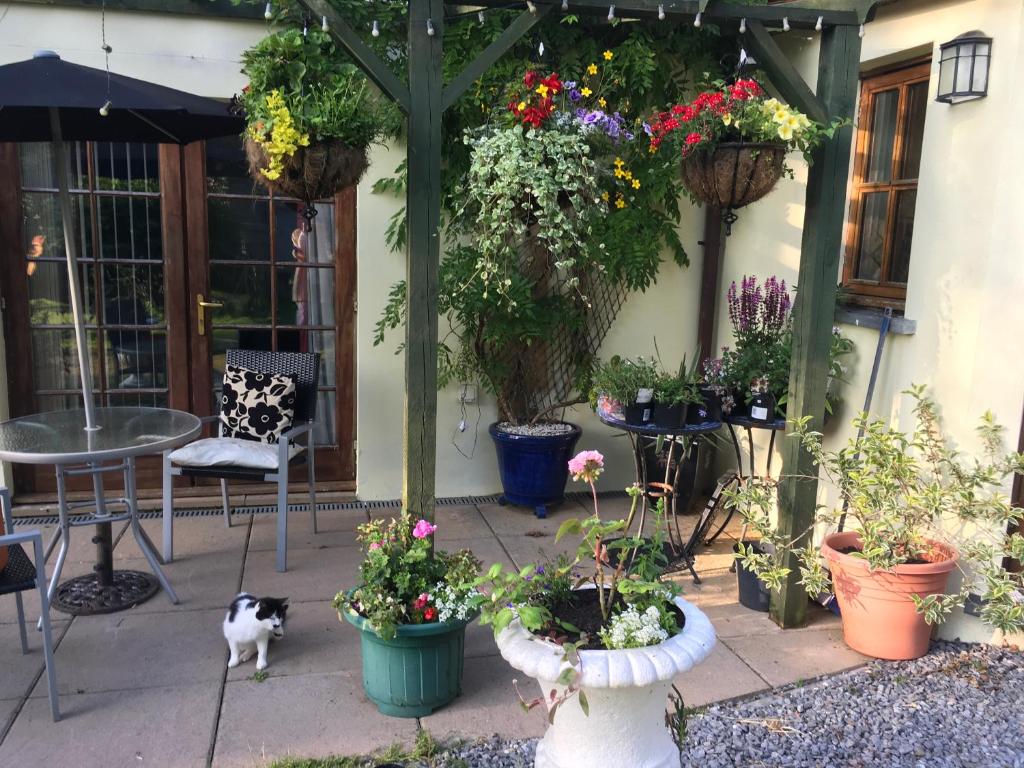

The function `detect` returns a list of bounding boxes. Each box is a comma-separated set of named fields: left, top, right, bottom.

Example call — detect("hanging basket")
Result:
left=245, top=137, right=369, bottom=201
left=680, top=141, right=787, bottom=211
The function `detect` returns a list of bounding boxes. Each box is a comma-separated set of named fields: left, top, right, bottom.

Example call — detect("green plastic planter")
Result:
left=340, top=602, right=475, bottom=718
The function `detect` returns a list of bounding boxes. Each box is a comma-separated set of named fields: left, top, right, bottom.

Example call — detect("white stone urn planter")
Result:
left=496, top=595, right=716, bottom=768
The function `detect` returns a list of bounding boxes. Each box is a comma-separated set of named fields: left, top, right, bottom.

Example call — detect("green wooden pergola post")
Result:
left=772, top=23, right=863, bottom=628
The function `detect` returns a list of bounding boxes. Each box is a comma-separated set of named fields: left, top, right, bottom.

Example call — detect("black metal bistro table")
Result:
left=598, top=412, right=721, bottom=582
left=696, top=412, right=787, bottom=570
left=0, top=407, right=201, bottom=614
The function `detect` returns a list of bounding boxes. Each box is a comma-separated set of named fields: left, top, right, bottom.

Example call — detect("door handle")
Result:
left=197, top=294, right=224, bottom=337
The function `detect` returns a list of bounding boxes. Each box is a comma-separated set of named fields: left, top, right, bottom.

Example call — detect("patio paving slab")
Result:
left=246, top=507, right=366, bottom=552
left=214, top=671, right=418, bottom=765
left=30, top=608, right=226, bottom=697
left=0, top=682, right=220, bottom=767
left=420, top=655, right=547, bottom=742
left=0, top=619, right=69, bottom=701
left=477, top=500, right=585, bottom=538
left=111, top=550, right=247, bottom=614
left=431, top=504, right=496, bottom=540
left=671, top=640, right=769, bottom=709
left=725, top=625, right=868, bottom=688
left=241, top=544, right=362, bottom=603
left=225, top=600, right=360, bottom=683
left=124, top=514, right=253, bottom=560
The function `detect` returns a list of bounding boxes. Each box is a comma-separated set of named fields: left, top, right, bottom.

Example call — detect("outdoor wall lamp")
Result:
left=936, top=31, right=992, bottom=104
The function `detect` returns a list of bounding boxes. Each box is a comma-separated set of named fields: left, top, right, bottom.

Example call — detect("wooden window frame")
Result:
left=842, top=59, right=931, bottom=309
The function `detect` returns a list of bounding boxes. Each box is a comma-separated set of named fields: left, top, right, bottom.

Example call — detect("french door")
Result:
left=0, top=138, right=355, bottom=496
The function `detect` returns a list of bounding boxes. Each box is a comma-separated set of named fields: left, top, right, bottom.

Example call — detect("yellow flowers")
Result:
left=587, top=63, right=598, bottom=76
left=517, top=101, right=527, bottom=112
left=598, top=97, right=607, bottom=108
left=722, top=113, right=732, bottom=126
left=603, top=50, right=614, bottom=61
left=250, top=90, right=309, bottom=181
left=580, top=87, right=593, bottom=98
left=761, top=96, right=811, bottom=143
left=601, top=191, right=610, bottom=201
left=631, top=178, right=641, bottom=190
left=615, top=195, right=626, bottom=209
left=536, top=84, right=550, bottom=97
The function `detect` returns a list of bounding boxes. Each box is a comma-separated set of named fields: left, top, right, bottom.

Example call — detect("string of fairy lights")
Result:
left=257, top=2, right=866, bottom=42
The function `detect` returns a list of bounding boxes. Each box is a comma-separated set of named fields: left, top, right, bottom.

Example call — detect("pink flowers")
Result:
left=413, top=592, right=430, bottom=610
left=412, top=519, right=438, bottom=539
left=368, top=541, right=382, bottom=551
left=568, top=450, right=605, bottom=483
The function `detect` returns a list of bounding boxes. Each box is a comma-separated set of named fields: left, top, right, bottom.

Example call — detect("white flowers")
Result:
left=432, top=582, right=481, bottom=624
left=600, top=605, right=670, bottom=650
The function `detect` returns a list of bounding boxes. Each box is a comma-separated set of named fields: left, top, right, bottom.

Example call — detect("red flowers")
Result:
left=509, top=69, right=562, bottom=128
left=523, top=70, right=538, bottom=88
left=423, top=607, right=437, bottom=622
left=685, top=132, right=703, bottom=145
left=646, top=78, right=765, bottom=156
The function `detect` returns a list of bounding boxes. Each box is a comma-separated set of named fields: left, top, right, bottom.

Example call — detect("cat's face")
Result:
left=255, top=597, right=289, bottom=639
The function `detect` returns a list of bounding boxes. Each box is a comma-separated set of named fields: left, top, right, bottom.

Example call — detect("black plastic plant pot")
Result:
left=698, top=386, right=723, bottom=422
left=748, top=392, right=777, bottom=423
left=734, top=542, right=771, bottom=612
left=624, top=402, right=654, bottom=425
left=652, top=402, right=685, bottom=428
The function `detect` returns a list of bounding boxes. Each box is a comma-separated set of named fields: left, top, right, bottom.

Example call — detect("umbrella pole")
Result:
left=48, top=107, right=98, bottom=432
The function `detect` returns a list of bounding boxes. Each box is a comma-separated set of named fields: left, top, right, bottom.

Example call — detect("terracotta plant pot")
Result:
left=679, top=142, right=786, bottom=210
left=245, top=137, right=369, bottom=201
left=822, top=531, right=957, bottom=660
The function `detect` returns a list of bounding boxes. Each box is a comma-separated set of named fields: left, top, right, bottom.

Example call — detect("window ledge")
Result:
left=836, top=306, right=916, bottom=336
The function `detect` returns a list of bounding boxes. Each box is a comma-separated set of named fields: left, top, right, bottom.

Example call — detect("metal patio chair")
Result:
left=162, top=350, right=320, bottom=572
left=0, top=486, right=60, bottom=721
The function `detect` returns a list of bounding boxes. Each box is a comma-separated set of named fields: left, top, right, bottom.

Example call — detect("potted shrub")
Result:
left=335, top=513, right=483, bottom=717
left=476, top=451, right=715, bottom=767
left=730, top=386, right=1024, bottom=660
left=646, top=79, right=837, bottom=231
left=377, top=52, right=691, bottom=519
left=239, top=27, right=399, bottom=202
left=593, top=356, right=659, bottom=426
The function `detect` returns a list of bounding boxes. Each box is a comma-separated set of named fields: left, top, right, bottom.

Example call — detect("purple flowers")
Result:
left=727, top=275, right=791, bottom=344
left=574, top=109, right=633, bottom=143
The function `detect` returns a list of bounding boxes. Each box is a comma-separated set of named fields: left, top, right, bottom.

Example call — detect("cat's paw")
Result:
left=238, top=649, right=255, bottom=663
left=227, top=657, right=240, bottom=669
left=256, top=659, right=268, bottom=671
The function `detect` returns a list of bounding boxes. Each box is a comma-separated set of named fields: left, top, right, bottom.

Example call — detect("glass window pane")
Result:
left=96, top=195, right=163, bottom=261
left=105, top=330, right=168, bottom=390
left=856, top=192, right=889, bottom=282
left=274, top=201, right=336, bottom=264
left=27, top=261, right=97, bottom=325
left=954, top=46, right=974, bottom=93
left=972, top=52, right=990, bottom=92
left=102, top=264, right=165, bottom=325
left=108, top=391, right=168, bottom=408
left=19, top=142, right=89, bottom=190
left=889, top=190, right=917, bottom=284
left=22, top=191, right=93, bottom=261
left=277, top=267, right=335, bottom=327
left=208, top=197, right=270, bottom=262
left=206, top=136, right=265, bottom=196
left=211, top=264, right=272, bottom=325
left=897, top=82, right=928, bottom=180
left=92, top=143, right=160, bottom=193
left=31, top=328, right=102, bottom=392
left=314, top=390, right=336, bottom=446
left=866, top=89, right=898, bottom=183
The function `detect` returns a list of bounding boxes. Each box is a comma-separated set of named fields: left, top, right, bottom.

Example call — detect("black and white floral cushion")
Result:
left=219, top=364, right=297, bottom=444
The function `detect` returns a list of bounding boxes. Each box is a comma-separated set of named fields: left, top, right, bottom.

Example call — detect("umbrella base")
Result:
left=52, top=571, right=159, bottom=615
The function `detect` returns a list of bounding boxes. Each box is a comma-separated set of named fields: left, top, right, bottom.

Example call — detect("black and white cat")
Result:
left=223, top=593, right=289, bottom=671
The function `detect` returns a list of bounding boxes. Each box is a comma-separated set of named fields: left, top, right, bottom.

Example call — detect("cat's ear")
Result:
left=255, top=600, right=272, bottom=620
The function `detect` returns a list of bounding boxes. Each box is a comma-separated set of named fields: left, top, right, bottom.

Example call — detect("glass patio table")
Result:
left=0, top=407, right=201, bottom=614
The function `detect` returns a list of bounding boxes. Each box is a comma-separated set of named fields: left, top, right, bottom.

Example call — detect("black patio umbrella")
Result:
left=0, top=50, right=244, bottom=429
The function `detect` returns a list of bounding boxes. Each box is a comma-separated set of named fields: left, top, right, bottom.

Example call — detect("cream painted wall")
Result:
left=715, top=0, right=1024, bottom=643
left=0, top=3, right=701, bottom=500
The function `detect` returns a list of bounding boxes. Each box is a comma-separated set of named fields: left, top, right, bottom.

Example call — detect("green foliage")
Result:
left=240, top=27, right=400, bottom=147
left=728, top=386, right=1024, bottom=634
left=590, top=355, right=660, bottom=404
left=334, top=512, right=482, bottom=641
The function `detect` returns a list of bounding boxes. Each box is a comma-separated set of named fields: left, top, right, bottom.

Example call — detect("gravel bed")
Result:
left=495, top=422, right=575, bottom=437
left=399, top=641, right=1024, bottom=768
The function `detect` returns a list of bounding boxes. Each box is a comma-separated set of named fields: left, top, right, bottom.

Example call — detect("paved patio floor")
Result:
left=0, top=495, right=866, bottom=767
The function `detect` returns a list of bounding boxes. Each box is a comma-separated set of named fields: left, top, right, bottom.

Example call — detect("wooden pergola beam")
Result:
left=300, top=0, right=411, bottom=113
left=743, top=21, right=829, bottom=124
left=443, top=5, right=553, bottom=111
left=467, top=0, right=864, bottom=28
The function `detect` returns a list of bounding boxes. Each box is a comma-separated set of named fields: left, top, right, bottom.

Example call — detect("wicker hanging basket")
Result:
left=245, top=137, right=369, bottom=201
left=680, top=142, right=787, bottom=210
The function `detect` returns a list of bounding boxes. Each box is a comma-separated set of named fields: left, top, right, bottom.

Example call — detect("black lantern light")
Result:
left=936, top=31, right=992, bottom=104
